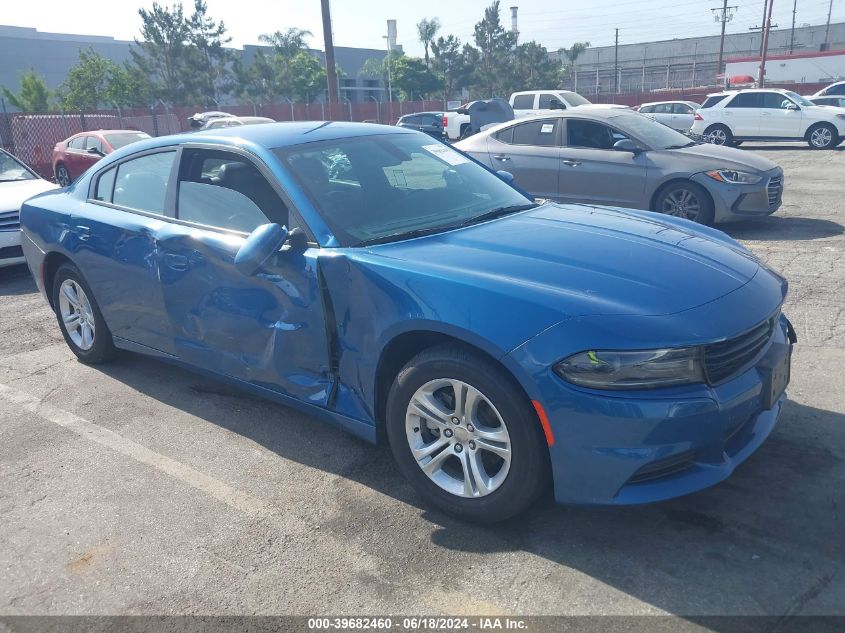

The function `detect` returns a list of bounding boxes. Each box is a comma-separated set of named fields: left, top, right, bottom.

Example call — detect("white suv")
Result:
left=691, top=88, right=845, bottom=149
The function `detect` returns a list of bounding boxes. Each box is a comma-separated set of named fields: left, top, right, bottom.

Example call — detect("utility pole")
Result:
left=712, top=0, right=737, bottom=81
left=759, top=0, right=769, bottom=56
left=320, top=0, right=338, bottom=110
left=789, top=0, right=798, bottom=53
left=759, top=0, right=775, bottom=87
left=692, top=41, right=698, bottom=87
left=614, top=28, right=619, bottom=94
left=823, top=0, right=834, bottom=50
left=641, top=46, right=647, bottom=93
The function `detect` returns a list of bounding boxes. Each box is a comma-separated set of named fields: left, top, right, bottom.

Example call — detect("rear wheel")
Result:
left=704, top=124, right=732, bottom=146
left=55, top=163, right=71, bottom=187
left=807, top=123, right=838, bottom=149
left=654, top=181, right=715, bottom=225
left=386, top=345, right=550, bottom=523
left=52, top=263, right=116, bottom=364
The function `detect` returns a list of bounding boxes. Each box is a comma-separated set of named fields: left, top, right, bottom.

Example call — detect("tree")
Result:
left=510, top=42, right=560, bottom=94
left=187, top=0, right=232, bottom=106
left=59, top=48, right=118, bottom=110
left=431, top=35, right=468, bottom=100
left=288, top=51, right=327, bottom=102
left=109, top=62, right=155, bottom=107
left=2, top=69, right=51, bottom=111
left=131, top=2, right=194, bottom=104
left=560, top=41, right=590, bottom=91
left=392, top=56, right=441, bottom=100
left=472, top=1, right=517, bottom=97
left=416, top=18, right=441, bottom=66
left=259, top=28, right=312, bottom=57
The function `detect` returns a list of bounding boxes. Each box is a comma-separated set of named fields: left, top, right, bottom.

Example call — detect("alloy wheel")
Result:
left=56, top=165, right=71, bottom=187
left=810, top=127, right=833, bottom=148
left=707, top=129, right=728, bottom=145
left=661, top=188, right=701, bottom=221
left=58, top=279, right=96, bottom=351
left=405, top=378, right=512, bottom=498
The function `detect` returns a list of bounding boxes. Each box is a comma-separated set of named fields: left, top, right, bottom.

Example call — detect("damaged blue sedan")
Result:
left=20, top=122, right=795, bottom=522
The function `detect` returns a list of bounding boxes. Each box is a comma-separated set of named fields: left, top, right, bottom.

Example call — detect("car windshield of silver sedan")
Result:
left=0, top=152, right=36, bottom=182
left=277, top=133, right=533, bottom=246
left=612, top=113, right=699, bottom=150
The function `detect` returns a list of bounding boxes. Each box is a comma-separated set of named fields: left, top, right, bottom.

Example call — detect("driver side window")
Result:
left=566, top=119, right=626, bottom=150
left=176, top=150, right=288, bottom=234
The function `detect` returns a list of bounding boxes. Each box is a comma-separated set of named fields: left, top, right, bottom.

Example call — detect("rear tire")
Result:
left=55, top=163, right=71, bottom=187
left=704, top=124, right=733, bottom=146
left=386, top=344, right=550, bottom=523
left=806, top=123, right=838, bottom=149
left=653, top=181, right=715, bottom=225
left=52, top=263, right=117, bottom=364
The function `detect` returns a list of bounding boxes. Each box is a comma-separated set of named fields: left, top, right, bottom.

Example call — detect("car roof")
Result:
left=639, top=100, right=699, bottom=106
left=115, top=121, right=416, bottom=153
left=706, top=88, right=794, bottom=96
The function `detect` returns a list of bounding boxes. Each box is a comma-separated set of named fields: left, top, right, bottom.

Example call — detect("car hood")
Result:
left=662, top=143, right=778, bottom=172
left=0, top=179, right=58, bottom=213
left=370, top=202, right=760, bottom=319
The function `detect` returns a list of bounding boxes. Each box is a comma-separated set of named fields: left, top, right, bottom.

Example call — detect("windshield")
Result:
left=563, top=92, right=591, bottom=107
left=784, top=91, right=814, bottom=107
left=609, top=113, right=697, bottom=149
left=104, top=132, right=150, bottom=150
left=277, top=133, right=531, bottom=246
left=0, top=151, right=36, bottom=182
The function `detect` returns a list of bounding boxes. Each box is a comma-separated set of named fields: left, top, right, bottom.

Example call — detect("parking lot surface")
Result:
left=0, top=143, right=843, bottom=617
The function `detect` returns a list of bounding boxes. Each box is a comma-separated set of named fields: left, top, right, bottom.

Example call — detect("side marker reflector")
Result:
left=532, top=400, right=555, bottom=447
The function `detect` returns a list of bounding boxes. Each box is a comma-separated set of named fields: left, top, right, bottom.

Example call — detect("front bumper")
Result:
left=693, top=169, right=783, bottom=223
left=507, top=273, right=792, bottom=505
left=0, top=228, right=25, bottom=268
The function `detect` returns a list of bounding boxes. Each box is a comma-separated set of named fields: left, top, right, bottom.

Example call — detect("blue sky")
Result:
left=2, top=0, right=841, bottom=54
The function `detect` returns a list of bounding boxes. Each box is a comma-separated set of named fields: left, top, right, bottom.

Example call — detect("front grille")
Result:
left=767, top=176, right=783, bottom=210
left=0, top=245, right=24, bottom=260
left=0, top=210, right=20, bottom=231
left=704, top=316, right=776, bottom=383
left=628, top=450, right=696, bottom=484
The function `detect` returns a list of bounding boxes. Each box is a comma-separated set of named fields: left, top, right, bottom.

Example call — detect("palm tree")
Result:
left=416, top=18, right=441, bottom=66
left=560, top=41, right=590, bottom=91
left=259, top=28, right=312, bottom=57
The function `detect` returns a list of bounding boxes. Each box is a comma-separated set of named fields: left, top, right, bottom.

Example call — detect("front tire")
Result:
left=704, top=124, right=733, bottom=146
left=55, top=163, right=71, bottom=187
left=807, top=123, right=838, bottom=149
left=52, top=263, right=116, bottom=364
left=386, top=345, right=550, bottom=523
left=654, top=181, right=715, bottom=225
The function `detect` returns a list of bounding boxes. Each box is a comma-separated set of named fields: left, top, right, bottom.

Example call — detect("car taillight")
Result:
left=443, top=115, right=448, bottom=126
left=694, top=112, right=704, bottom=120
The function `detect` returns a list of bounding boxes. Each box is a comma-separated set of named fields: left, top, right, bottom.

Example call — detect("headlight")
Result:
left=705, top=169, right=762, bottom=185
left=554, top=348, right=704, bottom=390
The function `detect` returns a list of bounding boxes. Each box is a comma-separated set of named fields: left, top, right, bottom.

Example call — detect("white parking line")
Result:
left=0, top=381, right=281, bottom=522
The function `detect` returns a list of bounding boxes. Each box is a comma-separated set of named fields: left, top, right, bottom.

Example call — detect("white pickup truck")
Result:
left=442, top=111, right=471, bottom=141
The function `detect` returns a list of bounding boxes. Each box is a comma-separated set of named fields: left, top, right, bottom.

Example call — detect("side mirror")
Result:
left=496, top=170, right=515, bottom=183
left=87, top=147, right=104, bottom=156
left=234, top=223, right=288, bottom=276
left=786, top=103, right=799, bottom=111
left=613, top=139, right=640, bottom=153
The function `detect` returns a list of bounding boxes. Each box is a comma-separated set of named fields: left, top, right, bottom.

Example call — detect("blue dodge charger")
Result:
left=20, top=122, right=795, bottom=522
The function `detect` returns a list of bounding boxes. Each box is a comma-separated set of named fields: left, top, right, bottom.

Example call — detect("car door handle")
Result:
left=562, top=159, right=581, bottom=167
left=163, top=253, right=189, bottom=271
left=76, top=225, right=91, bottom=241
left=493, top=154, right=510, bottom=161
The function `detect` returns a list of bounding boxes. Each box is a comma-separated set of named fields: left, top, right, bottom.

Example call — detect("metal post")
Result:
left=789, top=0, right=798, bottom=53
left=320, top=0, right=339, bottom=108
left=613, top=29, right=619, bottom=94
left=692, top=42, right=698, bottom=87
left=823, top=0, right=833, bottom=50
left=368, top=95, right=380, bottom=123
left=1, top=98, right=15, bottom=154
left=596, top=51, right=600, bottom=96
left=666, top=63, right=670, bottom=89
left=641, top=47, right=646, bottom=93
left=384, top=34, right=393, bottom=105
left=759, top=0, right=775, bottom=86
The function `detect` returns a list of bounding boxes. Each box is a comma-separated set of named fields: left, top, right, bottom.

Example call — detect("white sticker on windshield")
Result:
left=540, top=123, right=555, bottom=134
left=422, top=144, right=469, bottom=166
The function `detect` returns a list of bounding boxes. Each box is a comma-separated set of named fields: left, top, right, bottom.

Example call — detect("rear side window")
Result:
left=726, top=93, right=761, bottom=108
left=94, top=167, right=116, bottom=202
left=177, top=149, right=286, bottom=233
left=112, top=151, right=176, bottom=214
left=512, top=94, right=534, bottom=109
left=673, top=103, right=694, bottom=114
left=494, top=126, right=514, bottom=144
left=701, top=95, right=728, bottom=108
left=512, top=120, right=558, bottom=146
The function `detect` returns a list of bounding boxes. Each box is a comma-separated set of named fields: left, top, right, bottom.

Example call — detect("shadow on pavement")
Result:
left=99, top=353, right=845, bottom=617
left=0, top=264, right=37, bottom=296
left=722, top=216, right=844, bottom=241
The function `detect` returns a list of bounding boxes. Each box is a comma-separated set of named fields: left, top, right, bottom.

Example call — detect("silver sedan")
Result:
left=455, top=110, right=783, bottom=225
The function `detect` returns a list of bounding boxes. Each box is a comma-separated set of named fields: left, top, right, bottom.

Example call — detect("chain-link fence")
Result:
left=0, top=99, right=446, bottom=180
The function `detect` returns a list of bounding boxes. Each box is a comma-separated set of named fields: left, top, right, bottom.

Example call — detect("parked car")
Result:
left=812, top=80, right=845, bottom=97
left=0, top=149, right=58, bottom=268
left=52, top=130, right=151, bottom=186
left=808, top=95, right=845, bottom=108
left=455, top=109, right=783, bottom=225
left=21, top=122, right=794, bottom=522
left=443, top=110, right=471, bottom=140
left=396, top=112, right=445, bottom=139
left=636, top=101, right=700, bottom=131
left=199, top=116, right=276, bottom=130
left=690, top=89, right=845, bottom=149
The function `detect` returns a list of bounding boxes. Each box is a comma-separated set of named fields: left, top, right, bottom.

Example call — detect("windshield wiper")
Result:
left=355, top=203, right=538, bottom=247
left=664, top=141, right=698, bottom=149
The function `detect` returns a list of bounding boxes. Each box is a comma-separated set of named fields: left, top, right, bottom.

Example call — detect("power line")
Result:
left=712, top=0, right=739, bottom=77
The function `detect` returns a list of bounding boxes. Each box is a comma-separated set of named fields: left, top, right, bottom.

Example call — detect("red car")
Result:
left=52, top=130, right=150, bottom=186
